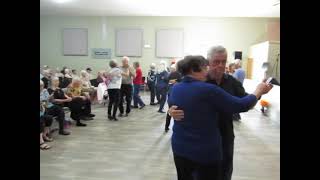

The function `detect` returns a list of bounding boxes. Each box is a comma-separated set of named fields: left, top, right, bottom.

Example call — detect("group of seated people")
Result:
left=40, top=67, right=98, bottom=150
left=40, top=57, right=186, bottom=150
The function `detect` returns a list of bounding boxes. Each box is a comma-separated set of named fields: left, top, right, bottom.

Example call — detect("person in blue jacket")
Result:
left=156, top=61, right=169, bottom=113
left=168, top=55, right=273, bottom=180
left=147, top=63, right=157, bottom=105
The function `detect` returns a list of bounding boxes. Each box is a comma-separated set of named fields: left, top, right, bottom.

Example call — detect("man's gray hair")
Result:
left=207, top=45, right=227, bottom=60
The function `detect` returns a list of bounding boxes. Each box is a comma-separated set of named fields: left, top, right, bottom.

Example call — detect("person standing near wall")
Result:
left=232, top=59, right=246, bottom=121
left=86, top=67, right=94, bottom=80
left=132, top=62, right=146, bottom=109
left=233, top=59, right=245, bottom=84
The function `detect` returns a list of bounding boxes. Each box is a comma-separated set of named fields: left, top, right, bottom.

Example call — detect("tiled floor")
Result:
left=40, top=92, right=280, bottom=180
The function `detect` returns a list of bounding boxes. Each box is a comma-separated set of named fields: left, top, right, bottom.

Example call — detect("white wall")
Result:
left=40, top=16, right=280, bottom=76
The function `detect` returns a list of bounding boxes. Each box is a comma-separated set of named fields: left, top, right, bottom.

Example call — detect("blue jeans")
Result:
left=133, top=84, right=145, bottom=107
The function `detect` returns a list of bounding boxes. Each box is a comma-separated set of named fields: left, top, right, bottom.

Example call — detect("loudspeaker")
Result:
left=234, top=51, right=242, bottom=60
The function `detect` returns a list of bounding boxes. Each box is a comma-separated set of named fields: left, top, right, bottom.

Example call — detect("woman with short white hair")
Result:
left=80, top=70, right=97, bottom=103
left=106, top=60, right=122, bottom=121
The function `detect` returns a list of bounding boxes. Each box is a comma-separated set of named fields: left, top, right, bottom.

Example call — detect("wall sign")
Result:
left=92, top=48, right=111, bottom=59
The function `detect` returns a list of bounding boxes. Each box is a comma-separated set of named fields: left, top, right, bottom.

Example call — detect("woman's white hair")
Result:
left=160, top=60, right=167, bottom=65
left=80, top=70, right=88, bottom=77
left=72, top=77, right=82, bottom=84
left=51, top=76, right=59, bottom=81
left=150, top=63, right=156, bottom=69
left=40, top=80, right=44, bottom=86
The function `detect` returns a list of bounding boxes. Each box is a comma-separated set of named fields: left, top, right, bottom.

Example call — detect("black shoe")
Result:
left=131, top=105, right=138, bottom=108
left=125, top=113, right=129, bottom=117
left=150, top=103, right=156, bottom=105
left=118, top=113, right=123, bottom=117
left=59, top=130, right=70, bottom=135
left=108, top=115, right=113, bottom=120
left=87, top=114, right=95, bottom=117
left=158, top=110, right=166, bottom=113
left=232, top=117, right=241, bottom=121
left=139, top=104, right=146, bottom=109
left=165, top=128, right=170, bottom=132
left=113, top=117, right=118, bottom=121
left=81, top=116, right=94, bottom=121
left=76, top=122, right=87, bottom=126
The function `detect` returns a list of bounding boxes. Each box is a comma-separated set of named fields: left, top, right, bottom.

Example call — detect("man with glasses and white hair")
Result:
left=169, top=45, right=253, bottom=180
left=119, top=56, right=135, bottom=117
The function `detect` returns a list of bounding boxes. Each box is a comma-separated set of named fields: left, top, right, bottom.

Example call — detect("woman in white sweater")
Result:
left=107, top=60, right=122, bottom=121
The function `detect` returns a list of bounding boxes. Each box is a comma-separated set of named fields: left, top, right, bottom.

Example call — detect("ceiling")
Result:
left=40, top=0, right=280, bottom=17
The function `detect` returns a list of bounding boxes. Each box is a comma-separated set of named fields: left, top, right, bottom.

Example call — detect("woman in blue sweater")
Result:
left=168, top=56, right=272, bottom=180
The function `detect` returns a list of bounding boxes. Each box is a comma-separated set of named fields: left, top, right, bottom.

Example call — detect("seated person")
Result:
left=96, top=71, right=107, bottom=84
left=40, top=80, right=70, bottom=135
left=80, top=70, right=97, bottom=102
left=41, top=69, right=51, bottom=89
left=60, top=69, right=73, bottom=88
left=66, top=78, right=95, bottom=126
left=40, top=103, right=53, bottom=150
left=47, top=76, right=74, bottom=125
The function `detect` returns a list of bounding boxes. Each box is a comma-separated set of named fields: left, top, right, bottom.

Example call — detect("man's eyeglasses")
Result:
left=211, top=60, right=227, bottom=65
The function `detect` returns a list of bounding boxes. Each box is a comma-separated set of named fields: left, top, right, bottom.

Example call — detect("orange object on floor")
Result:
left=260, top=99, right=269, bottom=107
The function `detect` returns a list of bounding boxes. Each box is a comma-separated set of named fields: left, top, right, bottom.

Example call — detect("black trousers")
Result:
left=40, top=115, right=53, bottom=133
left=232, top=113, right=241, bottom=121
left=156, top=86, right=167, bottom=111
left=165, top=99, right=172, bottom=129
left=147, top=82, right=156, bottom=104
left=108, top=89, right=120, bottom=117
left=221, top=137, right=234, bottom=180
left=46, top=105, right=65, bottom=132
left=67, top=98, right=91, bottom=123
left=173, top=153, right=221, bottom=180
left=119, top=84, right=132, bottom=114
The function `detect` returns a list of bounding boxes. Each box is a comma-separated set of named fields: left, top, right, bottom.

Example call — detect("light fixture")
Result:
left=273, top=0, right=280, bottom=6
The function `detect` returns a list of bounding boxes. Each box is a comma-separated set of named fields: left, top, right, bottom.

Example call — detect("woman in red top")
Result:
left=132, top=62, right=146, bottom=109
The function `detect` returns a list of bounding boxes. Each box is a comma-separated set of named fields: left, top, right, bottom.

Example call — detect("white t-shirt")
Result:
left=107, top=67, right=122, bottom=89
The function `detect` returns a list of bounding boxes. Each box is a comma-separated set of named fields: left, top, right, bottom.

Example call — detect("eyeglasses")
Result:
left=211, top=60, right=227, bottom=65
